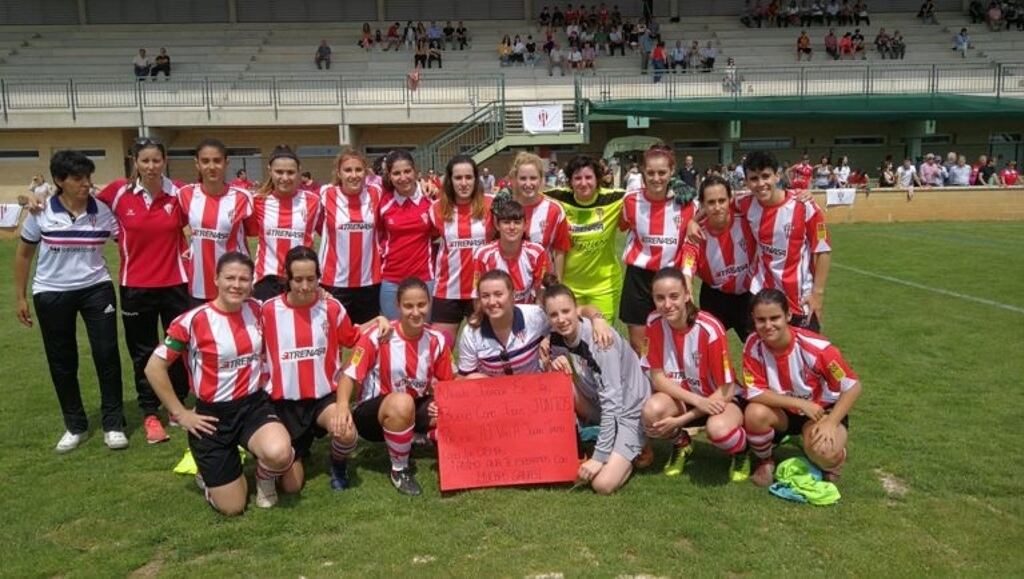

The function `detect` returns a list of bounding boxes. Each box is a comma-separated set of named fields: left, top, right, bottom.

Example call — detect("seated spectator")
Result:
left=986, top=2, right=1003, bottom=30
left=582, top=42, right=597, bottom=69
left=315, top=39, right=332, bottom=70
left=568, top=44, right=584, bottom=69
left=740, top=0, right=761, bottom=27
left=512, top=35, right=526, bottom=64
left=810, top=0, right=825, bottom=24
left=427, top=44, right=442, bottom=68
left=851, top=28, right=866, bottom=59
left=456, top=21, right=469, bottom=50
left=567, top=21, right=581, bottom=43
left=427, top=20, right=443, bottom=49
left=825, top=0, right=840, bottom=25
left=813, top=156, right=834, bottom=188
left=552, top=5, right=565, bottom=27
left=783, top=1, right=801, bottom=27
left=765, top=0, right=780, bottom=27
left=854, top=1, right=870, bottom=25
left=977, top=157, right=998, bottom=185
left=403, top=21, right=417, bottom=50
left=1004, top=2, right=1022, bottom=30
left=687, top=40, right=702, bottom=69
left=838, top=32, right=853, bottom=59
left=947, top=155, right=972, bottom=186
left=918, top=0, right=938, bottom=24
left=498, top=35, right=512, bottom=66
left=878, top=160, right=897, bottom=187
left=540, top=6, right=552, bottom=27
left=526, top=35, right=538, bottom=65
left=608, top=25, right=625, bottom=55
left=833, top=156, right=852, bottom=187
left=953, top=28, right=972, bottom=58
left=599, top=2, right=611, bottom=25
left=593, top=25, right=609, bottom=54
left=874, top=27, right=891, bottom=58
left=443, top=21, right=455, bottom=50
left=1001, top=160, right=1020, bottom=186
left=890, top=30, right=906, bottom=59
left=548, top=43, right=567, bottom=76
left=897, top=158, right=922, bottom=188
left=415, top=39, right=429, bottom=68
left=839, top=0, right=853, bottom=25
left=796, top=30, right=812, bottom=61
left=359, top=22, right=373, bottom=50
left=611, top=4, right=622, bottom=24
left=671, top=40, right=687, bottom=72
left=150, top=47, right=171, bottom=80
left=700, top=41, right=717, bottom=72
left=132, top=48, right=151, bottom=80
left=385, top=22, right=401, bottom=51
left=969, top=0, right=986, bottom=22
left=825, top=28, right=839, bottom=59
left=579, top=23, right=594, bottom=45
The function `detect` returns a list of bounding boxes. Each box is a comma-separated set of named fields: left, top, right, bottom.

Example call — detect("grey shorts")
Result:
left=589, top=415, right=646, bottom=462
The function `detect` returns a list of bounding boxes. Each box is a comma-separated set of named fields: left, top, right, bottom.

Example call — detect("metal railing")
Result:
left=414, top=101, right=505, bottom=172
left=0, top=72, right=505, bottom=122
left=577, top=62, right=1024, bottom=102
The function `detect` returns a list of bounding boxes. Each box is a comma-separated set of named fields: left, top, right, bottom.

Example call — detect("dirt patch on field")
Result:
left=874, top=469, right=910, bottom=499
left=129, top=552, right=166, bottom=577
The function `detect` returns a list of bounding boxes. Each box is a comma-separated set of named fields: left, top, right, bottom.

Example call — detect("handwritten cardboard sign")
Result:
left=435, top=372, right=578, bottom=491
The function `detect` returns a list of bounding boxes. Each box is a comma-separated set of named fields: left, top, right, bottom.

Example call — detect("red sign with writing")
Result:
left=435, top=372, right=578, bottom=492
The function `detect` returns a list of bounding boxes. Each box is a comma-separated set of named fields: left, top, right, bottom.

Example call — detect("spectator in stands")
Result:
left=582, top=42, right=598, bottom=70
left=498, top=35, right=512, bottom=66
left=540, top=6, right=552, bottom=27
left=825, top=0, right=840, bottom=25
left=568, top=44, right=584, bottom=70
left=1001, top=160, right=1019, bottom=186
left=797, top=30, right=812, bottom=61
left=987, top=2, right=1004, bottom=30
left=897, top=157, right=922, bottom=188
left=385, top=23, right=401, bottom=51
left=838, top=32, right=854, bottom=59
left=788, top=154, right=814, bottom=189
left=456, top=21, right=469, bottom=50
left=854, top=1, right=870, bottom=25
left=943, top=151, right=958, bottom=181
left=427, top=21, right=443, bottom=49
left=839, top=0, right=854, bottom=25
left=548, top=42, right=567, bottom=76
left=608, top=24, right=625, bottom=55
left=625, top=163, right=644, bottom=190
left=890, top=30, right=906, bottom=59
left=970, top=154, right=987, bottom=184
left=480, top=167, right=496, bottom=193
left=740, top=0, right=760, bottom=27
left=813, top=156, right=834, bottom=188
left=810, top=0, right=825, bottom=24
left=526, top=36, right=539, bottom=65
left=553, top=5, right=565, bottom=27
left=314, top=40, right=331, bottom=70
left=443, top=21, right=455, bottom=50
left=969, top=0, right=986, bottom=22
left=132, top=48, right=151, bottom=80
left=919, top=154, right=944, bottom=187
left=833, top=155, right=852, bottom=187
left=416, top=21, right=427, bottom=42
left=851, top=28, right=866, bottom=59
left=404, top=21, right=417, bottom=50
left=977, top=157, right=998, bottom=185
left=825, top=28, right=839, bottom=59
left=918, top=0, right=938, bottom=24
left=765, top=0, right=779, bottom=27
left=874, top=28, right=891, bottom=58
left=670, top=40, right=687, bottom=72
left=723, top=57, right=741, bottom=92
left=878, top=159, right=897, bottom=187
left=512, top=35, right=527, bottom=64
left=639, top=27, right=655, bottom=73
left=677, top=155, right=701, bottom=191
left=783, top=1, right=800, bottom=26
left=700, top=41, right=718, bottom=72
left=28, top=174, right=55, bottom=199
left=359, top=23, right=373, bottom=50
left=427, top=43, right=443, bottom=68
left=150, top=48, right=171, bottom=80
left=947, top=155, right=972, bottom=186
left=651, top=40, right=667, bottom=82
left=1004, top=2, right=1022, bottom=30
left=953, top=28, right=972, bottom=58
left=415, top=39, right=429, bottom=69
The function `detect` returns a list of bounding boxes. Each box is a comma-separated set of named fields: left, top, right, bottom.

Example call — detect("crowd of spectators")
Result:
left=357, top=20, right=471, bottom=53
left=131, top=47, right=172, bottom=80
left=969, top=1, right=1024, bottom=30
left=877, top=152, right=1019, bottom=189
left=743, top=1, right=872, bottom=28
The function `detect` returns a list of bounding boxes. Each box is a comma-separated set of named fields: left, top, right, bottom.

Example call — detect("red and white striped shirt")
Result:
left=319, top=184, right=381, bottom=288
left=642, top=311, right=734, bottom=397
left=736, top=191, right=831, bottom=312
left=430, top=200, right=492, bottom=300
left=523, top=197, right=571, bottom=254
left=246, top=190, right=322, bottom=282
left=473, top=241, right=551, bottom=304
left=261, top=294, right=358, bottom=401
left=378, top=187, right=435, bottom=283
left=620, top=190, right=697, bottom=270
left=344, top=322, right=454, bottom=403
left=156, top=299, right=264, bottom=403
left=679, top=213, right=756, bottom=295
left=742, top=326, right=859, bottom=409
left=178, top=184, right=252, bottom=300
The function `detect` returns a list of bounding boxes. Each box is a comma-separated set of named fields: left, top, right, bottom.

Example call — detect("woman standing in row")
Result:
left=473, top=198, right=551, bottom=305
left=507, top=152, right=569, bottom=279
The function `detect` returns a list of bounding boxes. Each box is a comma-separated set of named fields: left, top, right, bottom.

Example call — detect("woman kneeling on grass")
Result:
left=334, top=278, right=454, bottom=496
left=544, top=284, right=650, bottom=494
left=146, top=252, right=294, bottom=516
left=742, top=288, right=862, bottom=486
left=641, top=268, right=749, bottom=481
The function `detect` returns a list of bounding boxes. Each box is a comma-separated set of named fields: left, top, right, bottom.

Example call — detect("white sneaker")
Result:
left=103, top=430, right=129, bottom=450
left=255, top=477, right=278, bottom=508
left=55, top=431, right=85, bottom=453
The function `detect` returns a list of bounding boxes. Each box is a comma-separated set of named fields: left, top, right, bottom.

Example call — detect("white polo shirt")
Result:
left=457, top=304, right=550, bottom=376
left=20, top=195, right=117, bottom=294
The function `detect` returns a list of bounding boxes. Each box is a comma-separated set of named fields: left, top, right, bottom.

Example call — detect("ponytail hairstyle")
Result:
left=194, top=138, right=228, bottom=183
left=256, top=144, right=301, bottom=197
left=215, top=250, right=254, bottom=277
left=284, top=245, right=320, bottom=282
left=332, top=148, right=369, bottom=187
left=509, top=151, right=546, bottom=191
left=382, top=149, right=416, bottom=192
left=652, top=267, right=697, bottom=327
left=698, top=174, right=733, bottom=204
left=439, top=154, right=486, bottom=222
left=541, top=282, right=576, bottom=307
left=749, top=288, right=790, bottom=316
left=642, top=142, right=676, bottom=171
left=129, top=137, right=166, bottom=183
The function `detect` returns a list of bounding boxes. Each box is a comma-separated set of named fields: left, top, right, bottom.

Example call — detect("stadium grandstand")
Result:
left=0, top=0, right=1021, bottom=206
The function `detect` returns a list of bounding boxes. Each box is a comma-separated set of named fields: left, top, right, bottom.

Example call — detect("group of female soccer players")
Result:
left=15, top=138, right=862, bottom=515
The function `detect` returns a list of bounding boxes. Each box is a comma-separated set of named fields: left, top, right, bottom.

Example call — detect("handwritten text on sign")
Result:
left=435, top=372, right=577, bottom=491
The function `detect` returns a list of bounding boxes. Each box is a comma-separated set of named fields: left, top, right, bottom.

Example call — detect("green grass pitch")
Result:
left=0, top=221, right=1021, bottom=577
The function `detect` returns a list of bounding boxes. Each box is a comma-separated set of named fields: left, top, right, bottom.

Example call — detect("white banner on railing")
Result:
left=522, top=105, right=563, bottom=134
left=826, top=188, right=857, bottom=207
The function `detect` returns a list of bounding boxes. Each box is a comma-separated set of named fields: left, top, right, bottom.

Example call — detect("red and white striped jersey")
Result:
left=344, top=321, right=454, bottom=402
left=319, top=184, right=382, bottom=288
left=736, top=191, right=831, bottom=312
left=261, top=294, right=358, bottom=401
left=642, top=311, right=734, bottom=397
left=430, top=200, right=492, bottom=300
left=178, top=184, right=252, bottom=300
left=246, top=190, right=322, bottom=282
left=679, top=213, right=757, bottom=295
left=473, top=241, right=551, bottom=304
left=620, top=190, right=697, bottom=270
left=156, top=299, right=264, bottom=403
left=742, top=326, right=859, bottom=409
left=523, top=197, right=571, bottom=254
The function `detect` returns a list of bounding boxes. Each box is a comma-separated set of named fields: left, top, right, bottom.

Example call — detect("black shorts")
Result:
left=799, top=47, right=812, bottom=54
left=431, top=297, right=475, bottom=324
left=680, top=396, right=747, bottom=428
left=775, top=410, right=850, bottom=442
left=790, top=312, right=821, bottom=333
left=352, top=394, right=433, bottom=442
left=274, top=394, right=335, bottom=458
left=618, top=265, right=657, bottom=326
left=323, top=283, right=381, bottom=324
left=253, top=275, right=288, bottom=302
left=188, top=391, right=282, bottom=488
left=698, top=284, right=753, bottom=342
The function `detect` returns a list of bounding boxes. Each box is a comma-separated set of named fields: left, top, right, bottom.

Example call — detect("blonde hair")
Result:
left=255, top=145, right=301, bottom=197
left=331, top=148, right=368, bottom=187
left=508, top=151, right=546, bottom=187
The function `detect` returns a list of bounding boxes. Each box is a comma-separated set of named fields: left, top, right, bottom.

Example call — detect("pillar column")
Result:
left=227, top=0, right=237, bottom=23
left=719, top=120, right=741, bottom=165
left=77, top=0, right=88, bottom=25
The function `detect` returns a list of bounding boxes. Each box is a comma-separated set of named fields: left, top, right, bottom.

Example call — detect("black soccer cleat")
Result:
left=390, top=468, right=422, bottom=496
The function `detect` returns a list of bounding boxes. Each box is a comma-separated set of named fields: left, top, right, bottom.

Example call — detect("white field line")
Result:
left=833, top=263, right=1024, bottom=315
